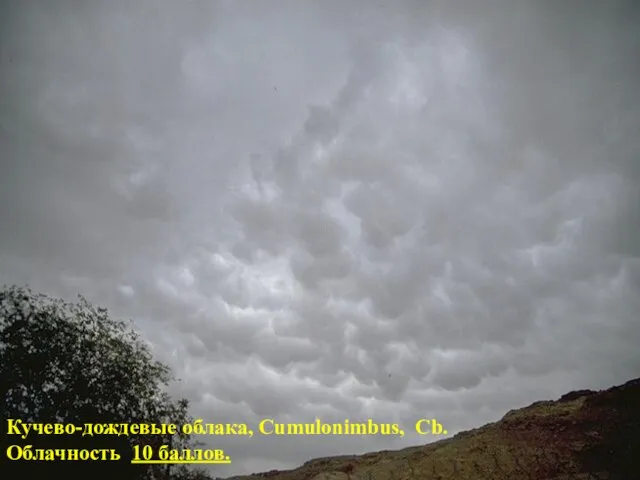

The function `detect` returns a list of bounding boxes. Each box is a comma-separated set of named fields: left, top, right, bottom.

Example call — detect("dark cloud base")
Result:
left=1, top=0, right=639, bottom=476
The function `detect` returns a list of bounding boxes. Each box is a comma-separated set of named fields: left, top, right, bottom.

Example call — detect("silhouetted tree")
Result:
left=0, top=285, right=212, bottom=479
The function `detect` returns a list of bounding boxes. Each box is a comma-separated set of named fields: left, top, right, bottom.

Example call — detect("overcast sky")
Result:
left=1, top=0, right=639, bottom=476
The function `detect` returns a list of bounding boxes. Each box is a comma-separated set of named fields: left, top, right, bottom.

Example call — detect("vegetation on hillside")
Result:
left=225, top=378, right=640, bottom=480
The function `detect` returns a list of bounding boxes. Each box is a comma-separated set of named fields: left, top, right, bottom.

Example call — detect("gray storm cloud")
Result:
left=1, top=0, right=639, bottom=476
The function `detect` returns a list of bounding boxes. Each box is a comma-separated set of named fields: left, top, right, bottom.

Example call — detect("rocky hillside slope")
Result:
left=225, top=377, right=640, bottom=480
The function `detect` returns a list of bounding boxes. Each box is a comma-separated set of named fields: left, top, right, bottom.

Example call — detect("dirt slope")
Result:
left=224, top=377, right=640, bottom=480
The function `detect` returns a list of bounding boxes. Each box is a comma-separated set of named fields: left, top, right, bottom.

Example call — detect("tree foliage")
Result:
left=0, top=285, right=212, bottom=479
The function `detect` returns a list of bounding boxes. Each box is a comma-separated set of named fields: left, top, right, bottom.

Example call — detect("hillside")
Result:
left=226, top=377, right=640, bottom=480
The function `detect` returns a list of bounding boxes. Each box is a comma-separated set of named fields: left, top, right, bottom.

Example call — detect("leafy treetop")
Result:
left=0, top=284, right=213, bottom=480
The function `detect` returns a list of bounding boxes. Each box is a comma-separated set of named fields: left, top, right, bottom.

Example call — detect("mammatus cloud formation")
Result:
left=1, top=0, right=639, bottom=475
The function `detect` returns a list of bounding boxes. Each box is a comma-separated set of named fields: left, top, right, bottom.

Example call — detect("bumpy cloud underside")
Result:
left=1, top=0, right=639, bottom=476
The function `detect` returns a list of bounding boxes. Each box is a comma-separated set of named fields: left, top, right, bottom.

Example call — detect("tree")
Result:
left=0, top=285, right=213, bottom=479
